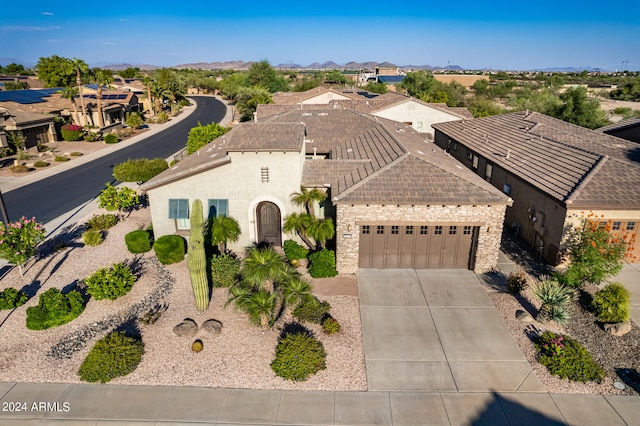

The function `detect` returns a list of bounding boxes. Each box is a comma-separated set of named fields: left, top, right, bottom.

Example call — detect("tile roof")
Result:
left=597, top=116, right=640, bottom=133
left=432, top=111, right=640, bottom=209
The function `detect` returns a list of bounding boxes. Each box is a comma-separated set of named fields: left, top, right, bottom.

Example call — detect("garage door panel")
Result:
left=428, top=226, right=445, bottom=268
left=399, top=226, right=416, bottom=268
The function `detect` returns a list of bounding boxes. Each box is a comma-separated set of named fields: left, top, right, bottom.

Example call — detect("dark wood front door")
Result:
left=257, top=202, right=282, bottom=246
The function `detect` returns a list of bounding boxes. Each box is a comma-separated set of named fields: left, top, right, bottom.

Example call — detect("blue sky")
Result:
left=2, top=1, right=639, bottom=70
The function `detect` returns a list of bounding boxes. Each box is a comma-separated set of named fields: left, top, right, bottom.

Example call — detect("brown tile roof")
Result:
left=433, top=111, right=640, bottom=208
left=597, top=116, right=640, bottom=133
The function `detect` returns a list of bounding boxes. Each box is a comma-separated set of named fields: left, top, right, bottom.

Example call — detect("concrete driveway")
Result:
left=358, top=269, right=544, bottom=392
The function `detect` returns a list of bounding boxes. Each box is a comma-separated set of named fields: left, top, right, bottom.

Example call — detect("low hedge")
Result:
left=308, top=249, right=338, bottom=278
left=0, top=287, right=29, bottom=310
left=104, top=133, right=119, bottom=144
left=153, top=235, right=186, bottom=264
left=113, top=158, right=168, bottom=183
left=26, top=288, right=85, bottom=330
left=86, top=214, right=119, bottom=231
left=283, top=240, right=309, bottom=261
left=78, top=331, right=144, bottom=383
left=270, top=332, right=326, bottom=381
left=84, top=262, right=136, bottom=301
left=125, top=230, right=152, bottom=253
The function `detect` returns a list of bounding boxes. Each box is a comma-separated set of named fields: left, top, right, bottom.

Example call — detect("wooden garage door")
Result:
left=359, top=224, right=477, bottom=269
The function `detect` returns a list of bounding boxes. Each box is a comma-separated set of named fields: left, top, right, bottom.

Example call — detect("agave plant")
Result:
left=533, top=279, right=575, bottom=324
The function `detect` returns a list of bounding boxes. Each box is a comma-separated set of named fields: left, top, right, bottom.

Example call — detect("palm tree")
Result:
left=280, top=276, right=313, bottom=321
left=58, top=86, right=79, bottom=124
left=284, top=213, right=315, bottom=249
left=291, top=187, right=327, bottom=218
left=307, top=218, right=335, bottom=249
left=150, top=80, right=171, bottom=114
left=142, top=76, right=155, bottom=117
left=92, top=69, right=114, bottom=128
left=240, top=246, right=291, bottom=294
left=210, top=216, right=241, bottom=253
left=244, top=289, right=277, bottom=328
left=72, top=58, right=89, bottom=125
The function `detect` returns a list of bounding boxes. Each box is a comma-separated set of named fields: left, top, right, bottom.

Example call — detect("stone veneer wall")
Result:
left=335, top=203, right=507, bottom=274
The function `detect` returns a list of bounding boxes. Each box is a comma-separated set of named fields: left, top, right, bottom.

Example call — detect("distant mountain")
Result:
left=0, top=58, right=33, bottom=67
left=174, top=60, right=253, bottom=70
left=533, top=66, right=605, bottom=72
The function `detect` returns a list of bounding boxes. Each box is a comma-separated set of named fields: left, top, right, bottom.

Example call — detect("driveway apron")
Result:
left=358, top=269, right=544, bottom=392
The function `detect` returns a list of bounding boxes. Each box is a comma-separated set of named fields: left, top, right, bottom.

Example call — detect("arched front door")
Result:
left=256, top=202, right=282, bottom=246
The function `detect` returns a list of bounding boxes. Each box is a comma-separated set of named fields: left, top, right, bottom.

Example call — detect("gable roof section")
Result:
left=597, top=117, right=640, bottom=134
left=433, top=111, right=640, bottom=208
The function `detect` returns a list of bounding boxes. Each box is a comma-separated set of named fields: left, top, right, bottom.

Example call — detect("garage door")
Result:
left=358, top=224, right=478, bottom=269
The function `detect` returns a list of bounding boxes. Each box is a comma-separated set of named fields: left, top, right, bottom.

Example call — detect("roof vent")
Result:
left=506, top=149, right=511, bottom=159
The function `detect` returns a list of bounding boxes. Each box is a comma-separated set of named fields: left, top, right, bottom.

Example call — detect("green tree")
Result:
left=218, top=72, right=249, bottom=102
left=400, top=70, right=437, bottom=97
left=290, top=187, right=327, bottom=218
left=307, top=218, right=335, bottom=249
left=235, top=85, right=273, bottom=121
left=247, top=60, right=289, bottom=92
left=324, top=70, right=347, bottom=85
left=0, top=216, right=46, bottom=275
left=58, top=86, right=80, bottom=124
left=546, top=87, right=608, bottom=129
left=466, top=97, right=503, bottom=118
left=72, top=58, right=90, bottom=126
left=34, top=55, right=75, bottom=88
left=97, top=183, right=139, bottom=217
left=362, top=81, right=388, bottom=94
left=125, top=112, right=144, bottom=129
left=91, top=68, right=114, bottom=128
left=283, top=213, right=314, bottom=249
left=186, top=121, right=230, bottom=154
left=240, top=246, right=291, bottom=294
left=209, top=215, right=241, bottom=253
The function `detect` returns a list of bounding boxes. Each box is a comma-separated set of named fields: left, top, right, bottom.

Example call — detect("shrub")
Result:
left=533, top=279, right=575, bottom=324
left=0, top=287, right=28, bottom=310
left=536, top=332, right=605, bottom=383
left=186, top=122, right=230, bottom=155
left=84, top=131, right=101, bottom=142
left=283, top=239, right=309, bottom=261
left=85, top=262, right=136, bottom=300
left=125, top=112, right=144, bottom=129
left=17, top=150, right=30, bottom=160
left=154, top=111, right=169, bottom=123
left=153, top=235, right=186, bottom=264
left=33, top=161, right=49, bottom=168
left=37, top=144, right=51, bottom=152
left=10, top=165, right=30, bottom=173
left=104, top=133, right=119, bottom=144
left=270, top=332, right=326, bottom=381
left=26, top=288, right=85, bottom=330
left=61, top=123, right=83, bottom=141
left=70, top=151, right=83, bottom=156
left=78, top=331, right=144, bottom=383
left=86, top=214, right=118, bottom=231
left=592, top=282, right=630, bottom=323
left=82, top=229, right=103, bottom=246
left=308, top=249, right=338, bottom=278
left=0, top=216, right=45, bottom=276
left=113, top=158, right=168, bottom=183
left=321, top=316, right=341, bottom=334
left=125, top=230, right=152, bottom=253
left=211, top=252, right=241, bottom=287
left=54, top=156, right=69, bottom=162
left=507, top=270, right=528, bottom=294
left=293, top=296, right=331, bottom=324
left=97, top=183, right=139, bottom=214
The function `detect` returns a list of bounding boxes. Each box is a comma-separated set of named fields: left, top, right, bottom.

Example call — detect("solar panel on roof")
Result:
left=116, top=94, right=127, bottom=99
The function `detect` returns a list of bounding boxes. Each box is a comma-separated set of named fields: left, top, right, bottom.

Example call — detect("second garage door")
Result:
left=359, top=224, right=478, bottom=269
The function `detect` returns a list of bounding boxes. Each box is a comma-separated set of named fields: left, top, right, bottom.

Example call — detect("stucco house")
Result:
left=141, top=109, right=512, bottom=274
left=432, top=111, right=640, bottom=264
left=0, top=107, right=57, bottom=149
left=264, top=87, right=472, bottom=137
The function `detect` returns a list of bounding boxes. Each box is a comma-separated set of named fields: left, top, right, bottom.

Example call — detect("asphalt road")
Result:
left=3, top=96, right=227, bottom=223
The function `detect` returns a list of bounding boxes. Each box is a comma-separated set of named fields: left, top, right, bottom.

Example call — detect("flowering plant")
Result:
left=0, top=216, right=45, bottom=275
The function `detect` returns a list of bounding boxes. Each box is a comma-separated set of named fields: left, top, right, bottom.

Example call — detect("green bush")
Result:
left=10, top=165, right=30, bottom=173
left=33, top=161, right=49, bottom=168
left=87, top=214, right=119, bottom=231
left=70, top=151, right=83, bottom=156
left=113, top=158, right=168, bottom=183
left=84, top=262, right=136, bottom=300
left=270, top=332, right=326, bottom=381
left=155, top=111, right=169, bottom=123
left=153, top=235, right=186, bottom=264
left=592, top=282, right=630, bottom=323
left=308, top=249, right=338, bottom=278
left=26, top=288, right=85, bottom=330
left=60, top=123, right=83, bottom=141
left=293, top=296, right=331, bottom=324
left=104, top=133, right=119, bottom=144
left=84, top=131, right=101, bottom=142
left=54, top=156, right=69, bottom=162
left=533, top=279, right=575, bottom=324
left=283, top=239, right=309, bottom=261
left=507, top=270, right=528, bottom=294
left=321, top=316, right=341, bottom=334
left=210, top=252, right=241, bottom=287
left=125, top=230, right=152, bottom=254
left=78, top=331, right=144, bottom=383
left=0, top=287, right=29, bottom=310
left=125, top=112, right=144, bottom=129
left=82, top=229, right=103, bottom=246
left=536, top=332, right=605, bottom=383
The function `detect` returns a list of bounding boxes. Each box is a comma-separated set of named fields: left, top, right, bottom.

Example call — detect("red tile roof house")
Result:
left=433, top=111, right=640, bottom=264
left=141, top=109, right=512, bottom=274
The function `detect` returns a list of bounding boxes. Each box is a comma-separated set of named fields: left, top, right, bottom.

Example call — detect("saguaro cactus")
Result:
left=188, top=199, right=209, bottom=311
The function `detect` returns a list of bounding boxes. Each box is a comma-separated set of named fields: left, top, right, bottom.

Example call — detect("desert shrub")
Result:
left=270, top=332, right=326, bottom=381
left=210, top=252, right=241, bottom=287
left=293, top=296, right=331, bottom=324
left=283, top=239, right=309, bottom=261
left=592, top=282, right=630, bottom=323
left=26, top=288, right=85, bottom=330
left=61, top=123, right=83, bottom=141
left=536, top=331, right=605, bottom=383
left=0, top=147, right=14, bottom=158
left=37, top=144, right=51, bottom=152
left=97, top=183, right=139, bottom=214
left=33, top=161, right=49, bottom=168
left=0, top=287, right=29, bottom=310
left=321, top=315, right=341, bottom=334
left=533, top=279, right=575, bottom=324
left=84, top=262, right=136, bottom=300
left=82, top=229, right=103, bottom=246
left=507, top=270, right=528, bottom=294
left=17, top=150, right=30, bottom=160
left=125, top=229, right=152, bottom=254
left=125, top=112, right=144, bottom=129
left=307, top=249, right=338, bottom=278
left=84, top=131, right=101, bottom=142
left=54, top=156, right=69, bottom=162
left=104, top=133, right=119, bottom=144
left=70, top=151, right=83, bottom=156
left=10, top=165, right=30, bottom=173
left=78, top=331, right=144, bottom=383
left=87, top=214, right=118, bottom=231
left=113, top=158, right=168, bottom=183
left=153, top=235, right=186, bottom=264
left=154, top=111, right=169, bottom=123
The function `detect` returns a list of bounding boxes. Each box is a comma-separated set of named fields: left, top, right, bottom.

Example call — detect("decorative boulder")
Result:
left=201, top=319, right=223, bottom=335
left=173, top=318, right=198, bottom=337
left=515, top=309, right=534, bottom=323
left=603, top=322, right=632, bottom=337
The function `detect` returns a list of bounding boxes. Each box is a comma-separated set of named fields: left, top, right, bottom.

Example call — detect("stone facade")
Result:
left=335, top=203, right=507, bottom=274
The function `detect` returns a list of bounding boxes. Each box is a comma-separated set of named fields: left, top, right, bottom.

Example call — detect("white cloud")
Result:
left=41, top=12, right=54, bottom=16
left=2, top=25, right=61, bottom=32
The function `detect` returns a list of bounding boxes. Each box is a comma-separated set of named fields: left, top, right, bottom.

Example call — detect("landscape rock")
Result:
left=603, top=322, right=632, bottom=337
left=173, top=319, right=199, bottom=337
left=201, top=319, right=223, bottom=335
left=515, top=309, right=534, bottom=323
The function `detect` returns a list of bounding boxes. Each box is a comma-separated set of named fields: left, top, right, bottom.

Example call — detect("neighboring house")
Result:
left=265, top=87, right=472, bottom=137
left=433, top=111, right=640, bottom=264
left=598, top=117, right=640, bottom=144
left=0, top=107, right=57, bottom=149
left=141, top=109, right=512, bottom=275
left=79, top=91, right=140, bottom=127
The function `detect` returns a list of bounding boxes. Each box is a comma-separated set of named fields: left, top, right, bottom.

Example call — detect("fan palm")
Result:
left=209, top=216, right=241, bottom=253
left=283, top=213, right=314, bottom=249
left=280, top=276, right=313, bottom=321
left=225, top=285, right=276, bottom=328
left=307, top=218, right=335, bottom=249
left=58, top=86, right=79, bottom=124
left=291, top=187, right=327, bottom=218
left=72, top=58, right=89, bottom=125
left=241, top=246, right=291, bottom=293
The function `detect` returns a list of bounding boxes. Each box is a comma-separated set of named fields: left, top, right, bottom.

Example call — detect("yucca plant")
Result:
left=533, top=279, right=575, bottom=324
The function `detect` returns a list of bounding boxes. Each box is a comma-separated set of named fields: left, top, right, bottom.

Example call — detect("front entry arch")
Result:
left=256, top=202, right=282, bottom=246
